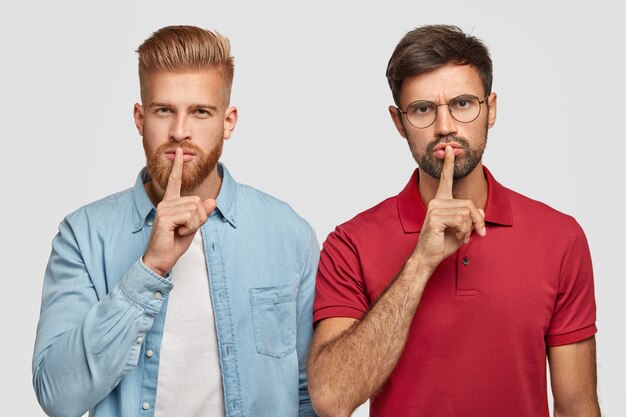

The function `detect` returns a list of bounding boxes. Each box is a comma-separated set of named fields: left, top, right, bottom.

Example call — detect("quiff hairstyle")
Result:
left=136, top=25, right=234, bottom=102
left=386, top=25, right=493, bottom=106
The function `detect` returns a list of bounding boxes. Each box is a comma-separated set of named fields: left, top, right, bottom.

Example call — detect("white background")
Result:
left=1, top=1, right=623, bottom=416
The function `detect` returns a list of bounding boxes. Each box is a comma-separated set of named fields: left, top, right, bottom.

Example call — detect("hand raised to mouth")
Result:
left=412, top=145, right=486, bottom=271
left=142, top=147, right=217, bottom=277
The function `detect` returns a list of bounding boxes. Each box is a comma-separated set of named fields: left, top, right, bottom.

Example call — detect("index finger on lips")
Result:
left=435, top=145, right=454, bottom=199
left=164, top=147, right=183, bottom=200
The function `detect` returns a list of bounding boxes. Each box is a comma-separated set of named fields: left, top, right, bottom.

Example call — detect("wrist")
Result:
left=405, top=252, right=436, bottom=283
left=142, top=256, right=167, bottom=277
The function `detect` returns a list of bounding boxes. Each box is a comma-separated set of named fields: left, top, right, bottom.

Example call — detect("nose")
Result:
left=433, top=104, right=458, bottom=137
left=169, top=114, right=191, bottom=142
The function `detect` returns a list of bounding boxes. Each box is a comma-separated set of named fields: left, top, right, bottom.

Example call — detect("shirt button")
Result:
left=142, top=402, right=150, bottom=410
left=146, top=349, right=154, bottom=358
left=136, top=336, right=143, bottom=344
left=462, top=257, right=470, bottom=266
left=154, top=291, right=162, bottom=300
left=147, top=220, right=153, bottom=227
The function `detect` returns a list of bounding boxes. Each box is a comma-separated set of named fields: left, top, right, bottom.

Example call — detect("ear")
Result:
left=486, top=92, right=497, bottom=129
left=223, top=106, right=238, bottom=140
left=133, top=103, right=145, bottom=136
left=388, top=105, right=408, bottom=139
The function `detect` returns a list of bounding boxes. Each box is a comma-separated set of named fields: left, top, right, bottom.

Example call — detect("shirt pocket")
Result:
left=249, top=281, right=298, bottom=359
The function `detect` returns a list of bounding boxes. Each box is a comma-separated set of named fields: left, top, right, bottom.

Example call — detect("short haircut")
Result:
left=386, top=25, right=493, bottom=106
left=136, top=25, right=234, bottom=102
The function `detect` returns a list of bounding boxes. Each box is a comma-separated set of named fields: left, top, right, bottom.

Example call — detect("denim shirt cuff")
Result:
left=118, top=259, right=174, bottom=315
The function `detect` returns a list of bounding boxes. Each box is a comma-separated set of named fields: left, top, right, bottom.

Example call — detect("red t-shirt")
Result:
left=314, top=167, right=597, bottom=417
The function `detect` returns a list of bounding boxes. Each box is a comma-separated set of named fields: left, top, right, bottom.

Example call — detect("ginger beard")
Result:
left=144, top=139, right=223, bottom=193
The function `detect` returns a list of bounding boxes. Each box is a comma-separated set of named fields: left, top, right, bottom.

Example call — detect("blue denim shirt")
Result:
left=33, top=164, right=319, bottom=417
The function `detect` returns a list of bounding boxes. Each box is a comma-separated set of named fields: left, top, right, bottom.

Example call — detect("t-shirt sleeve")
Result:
left=313, top=226, right=370, bottom=324
left=545, top=221, right=597, bottom=346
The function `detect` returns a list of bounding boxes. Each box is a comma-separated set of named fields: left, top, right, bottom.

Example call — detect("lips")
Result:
left=432, top=142, right=464, bottom=159
left=165, top=148, right=196, bottom=156
left=433, top=142, right=462, bottom=152
left=164, top=148, right=197, bottom=162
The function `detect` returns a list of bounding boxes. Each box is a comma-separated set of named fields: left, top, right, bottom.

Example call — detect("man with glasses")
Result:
left=308, top=25, right=599, bottom=416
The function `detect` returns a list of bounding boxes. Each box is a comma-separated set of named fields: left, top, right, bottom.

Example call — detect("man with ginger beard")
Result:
left=308, top=25, right=600, bottom=416
left=33, top=26, right=318, bottom=417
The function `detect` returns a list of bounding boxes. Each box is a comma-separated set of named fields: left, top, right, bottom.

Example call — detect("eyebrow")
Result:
left=148, top=102, right=219, bottom=111
left=408, top=93, right=482, bottom=104
left=189, top=103, right=218, bottom=111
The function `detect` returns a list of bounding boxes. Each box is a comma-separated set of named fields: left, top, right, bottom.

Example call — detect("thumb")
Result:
left=203, top=198, right=217, bottom=215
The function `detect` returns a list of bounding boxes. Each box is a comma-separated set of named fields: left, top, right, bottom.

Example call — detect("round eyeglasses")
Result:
left=397, top=94, right=486, bottom=129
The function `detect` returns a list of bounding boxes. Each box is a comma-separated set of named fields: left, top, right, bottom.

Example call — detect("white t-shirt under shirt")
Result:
left=154, top=230, right=226, bottom=417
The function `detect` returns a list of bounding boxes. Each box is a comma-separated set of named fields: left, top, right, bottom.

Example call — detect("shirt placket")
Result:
left=456, top=238, right=478, bottom=296
left=203, top=216, right=244, bottom=417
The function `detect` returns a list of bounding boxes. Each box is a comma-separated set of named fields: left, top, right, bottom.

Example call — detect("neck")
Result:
left=418, top=162, right=488, bottom=209
left=145, top=166, right=222, bottom=206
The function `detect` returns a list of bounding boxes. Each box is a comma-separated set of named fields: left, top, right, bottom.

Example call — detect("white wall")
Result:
left=1, top=1, right=623, bottom=415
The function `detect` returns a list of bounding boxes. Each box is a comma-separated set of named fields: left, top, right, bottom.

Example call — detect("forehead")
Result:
left=399, top=63, right=484, bottom=105
left=141, top=70, right=228, bottom=105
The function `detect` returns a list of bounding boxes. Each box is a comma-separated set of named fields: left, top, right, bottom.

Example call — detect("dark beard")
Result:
left=145, top=140, right=223, bottom=193
left=416, top=134, right=487, bottom=180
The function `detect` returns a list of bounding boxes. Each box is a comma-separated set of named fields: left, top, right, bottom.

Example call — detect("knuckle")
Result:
left=459, top=207, right=470, bottom=216
left=155, top=203, right=169, bottom=216
left=432, top=206, right=447, bottom=215
left=429, top=211, right=442, bottom=222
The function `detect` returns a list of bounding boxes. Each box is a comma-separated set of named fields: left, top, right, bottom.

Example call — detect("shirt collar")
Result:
left=131, top=162, right=238, bottom=233
left=215, top=163, right=238, bottom=228
left=131, top=168, right=156, bottom=233
left=397, top=166, right=513, bottom=233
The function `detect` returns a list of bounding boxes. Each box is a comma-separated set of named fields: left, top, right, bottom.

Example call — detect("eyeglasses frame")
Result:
left=396, top=94, right=488, bottom=129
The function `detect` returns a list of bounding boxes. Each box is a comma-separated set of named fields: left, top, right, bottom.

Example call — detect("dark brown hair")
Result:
left=386, top=25, right=492, bottom=106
